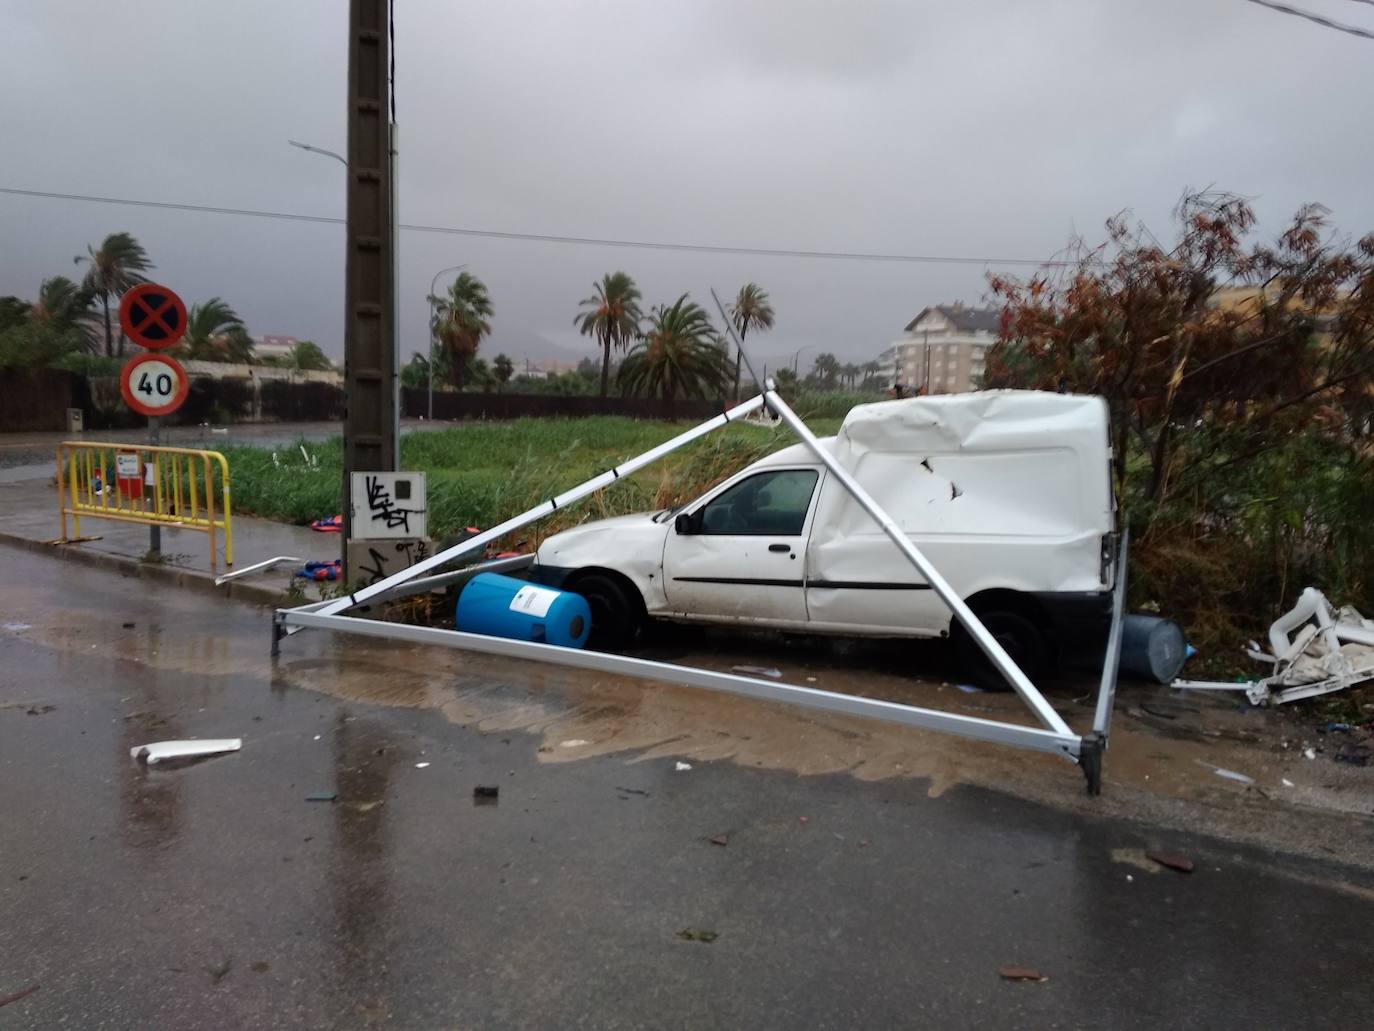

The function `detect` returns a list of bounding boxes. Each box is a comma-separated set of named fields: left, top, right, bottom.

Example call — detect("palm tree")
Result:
left=222, top=326, right=256, bottom=364
left=575, top=272, right=643, bottom=397
left=861, top=360, right=881, bottom=390
left=493, top=353, right=514, bottom=391
left=841, top=362, right=860, bottom=389
left=811, top=352, right=841, bottom=389
left=179, top=298, right=244, bottom=361
left=75, top=232, right=152, bottom=357
left=617, top=294, right=731, bottom=416
left=429, top=271, right=493, bottom=390
left=728, top=283, right=775, bottom=401
left=30, top=276, right=93, bottom=342
left=291, top=340, right=333, bottom=371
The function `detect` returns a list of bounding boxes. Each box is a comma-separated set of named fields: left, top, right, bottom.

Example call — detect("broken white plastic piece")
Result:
left=1174, top=588, right=1374, bottom=706
left=675, top=761, right=693, bottom=771
left=131, top=738, right=242, bottom=765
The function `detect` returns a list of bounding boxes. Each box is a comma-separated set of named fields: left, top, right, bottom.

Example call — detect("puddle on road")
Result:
left=4, top=580, right=1371, bottom=828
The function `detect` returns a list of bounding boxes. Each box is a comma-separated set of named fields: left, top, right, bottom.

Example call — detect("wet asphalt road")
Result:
left=1, top=548, right=1371, bottom=1029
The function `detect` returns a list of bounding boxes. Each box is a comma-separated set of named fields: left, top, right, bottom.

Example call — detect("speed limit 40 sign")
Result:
left=120, top=352, right=190, bottom=418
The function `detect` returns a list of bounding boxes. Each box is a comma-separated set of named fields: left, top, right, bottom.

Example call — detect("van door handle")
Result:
left=768, top=543, right=790, bottom=553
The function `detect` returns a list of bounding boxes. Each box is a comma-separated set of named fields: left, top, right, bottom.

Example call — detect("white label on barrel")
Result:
left=116, top=453, right=140, bottom=478
left=510, top=584, right=559, bottom=618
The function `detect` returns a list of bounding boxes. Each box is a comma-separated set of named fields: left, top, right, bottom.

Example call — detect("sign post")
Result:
left=119, top=284, right=189, bottom=559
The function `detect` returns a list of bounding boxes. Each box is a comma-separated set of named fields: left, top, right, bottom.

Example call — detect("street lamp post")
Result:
left=287, top=139, right=348, bottom=168
left=791, top=345, right=814, bottom=375
left=427, top=264, right=466, bottom=420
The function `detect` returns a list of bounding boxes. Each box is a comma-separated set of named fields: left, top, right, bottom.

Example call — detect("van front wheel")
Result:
left=951, top=610, right=1050, bottom=690
left=567, top=572, right=642, bottom=651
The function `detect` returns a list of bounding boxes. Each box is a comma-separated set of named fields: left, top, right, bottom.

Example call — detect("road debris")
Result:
left=731, top=665, right=782, bottom=678
left=1146, top=852, right=1194, bottom=873
left=1173, top=588, right=1374, bottom=705
left=415, top=762, right=431, bottom=769
left=1282, top=778, right=1296, bottom=787
left=1303, top=748, right=1317, bottom=760
left=473, top=785, right=499, bottom=806
left=130, top=738, right=242, bottom=765
left=675, top=761, right=693, bottom=771
left=708, top=834, right=729, bottom=846
left=798, top=816, right=810, bottom=826
left=0, top=983, right=40, bottom=1009
left=955, top=683, right=983, bottom=694
left=25, top=704, right=55, bottom=716
left=305, top=792, right=337, bottom=803
left=1193, top=759, right=1254, bottom=785
left=998, top=966, right=1048, bottom=982
left=675, top=928, right=718, bottom=943
left=559, top=739, right=590, bottom=747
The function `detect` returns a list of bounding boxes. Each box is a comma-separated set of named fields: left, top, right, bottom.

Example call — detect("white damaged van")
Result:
left=529, top=391, right=1118, bottom=681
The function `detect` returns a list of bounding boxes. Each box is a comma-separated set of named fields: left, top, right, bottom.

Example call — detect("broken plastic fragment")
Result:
left=415, top=762, right=431, bottom=769
left=130, top=738, right=241, bottom=765
left=675, top=928, right=718, bottom=943
left=998, top=966, right=1047, bottom=982
left=731, top=665, right=782, bottom=678
left=675, top=761, right=693, bottom=771
left=1192, top=759, right=1254, bottom=784
left=1146, top=852, right=1194, bottom=873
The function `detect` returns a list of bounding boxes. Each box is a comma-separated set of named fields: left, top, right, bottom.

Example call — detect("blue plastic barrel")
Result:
left=456, top=573, right=591, bottom=649
left=1119, top=614, right=1187, bottom=683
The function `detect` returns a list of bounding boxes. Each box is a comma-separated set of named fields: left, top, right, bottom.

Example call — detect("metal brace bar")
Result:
left=763, top=389, right=1074, bottom=738
left=314, top=393, right=768, bottom=617
left=280, top=607, right=1083, bottom=760
left=1093, top=530, right=1129, bottom=739
left=214, top=555, right=303, bottom=587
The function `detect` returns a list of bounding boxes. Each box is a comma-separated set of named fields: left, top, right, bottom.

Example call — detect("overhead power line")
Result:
left=1241, top=0, right=1374, bottom=39
left=0, top=185, right=1061, bottom=268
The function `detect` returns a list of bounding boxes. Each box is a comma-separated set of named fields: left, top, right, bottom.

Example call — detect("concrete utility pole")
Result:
left=341, top=0, right=396, bottom=575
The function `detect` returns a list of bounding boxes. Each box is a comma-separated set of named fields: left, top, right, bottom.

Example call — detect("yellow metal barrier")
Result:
left=56, top=441, right=234, bottom=573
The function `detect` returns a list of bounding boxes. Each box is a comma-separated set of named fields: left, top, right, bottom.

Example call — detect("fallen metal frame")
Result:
left=275, top=381, right=1126, bottom=793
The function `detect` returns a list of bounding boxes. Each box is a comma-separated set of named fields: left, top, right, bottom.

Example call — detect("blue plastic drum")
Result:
left=455, top=572, right=592, bottom=649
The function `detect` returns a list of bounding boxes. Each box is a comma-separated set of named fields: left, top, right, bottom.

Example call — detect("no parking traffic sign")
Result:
left=118, top=283, right=187, bottom=351
left=120, top=352, right=189, bottom=419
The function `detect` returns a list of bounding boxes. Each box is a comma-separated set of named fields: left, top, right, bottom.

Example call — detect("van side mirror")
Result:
left=674, top=512, right=697, bottom=535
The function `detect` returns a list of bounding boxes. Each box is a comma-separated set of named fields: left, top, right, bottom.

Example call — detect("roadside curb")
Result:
left=0, top=530, right=291, bottom=608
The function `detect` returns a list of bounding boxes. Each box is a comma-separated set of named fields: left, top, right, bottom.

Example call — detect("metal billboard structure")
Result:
left=273, top=376, right=1127, bottom=794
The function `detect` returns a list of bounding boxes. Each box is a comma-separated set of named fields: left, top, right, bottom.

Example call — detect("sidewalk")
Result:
left=0, top=472, right=337, bottom=606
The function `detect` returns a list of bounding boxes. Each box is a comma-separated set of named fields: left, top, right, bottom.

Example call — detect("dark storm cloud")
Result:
left=3, top=0, right=1373, bottom=371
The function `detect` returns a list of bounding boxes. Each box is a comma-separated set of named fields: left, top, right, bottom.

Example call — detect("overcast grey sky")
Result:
left=3, top=0, right=1373, bottom=369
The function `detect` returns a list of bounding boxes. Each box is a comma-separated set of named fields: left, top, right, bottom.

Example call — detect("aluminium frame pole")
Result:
left=763, top=387, right=1073, bottom=738
left=313, top=392, right=769, bottom=616
left=278, top=608, right=1082, bottom=760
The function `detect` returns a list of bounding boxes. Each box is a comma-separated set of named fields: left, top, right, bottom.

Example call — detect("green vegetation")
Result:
left=988, top=190, right=1374, bottom=660
left=223, top=410, right=846, bottom=546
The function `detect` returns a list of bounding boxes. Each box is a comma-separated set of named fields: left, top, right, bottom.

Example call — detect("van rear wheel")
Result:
left=951, top=610, right=1050, bottom=690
